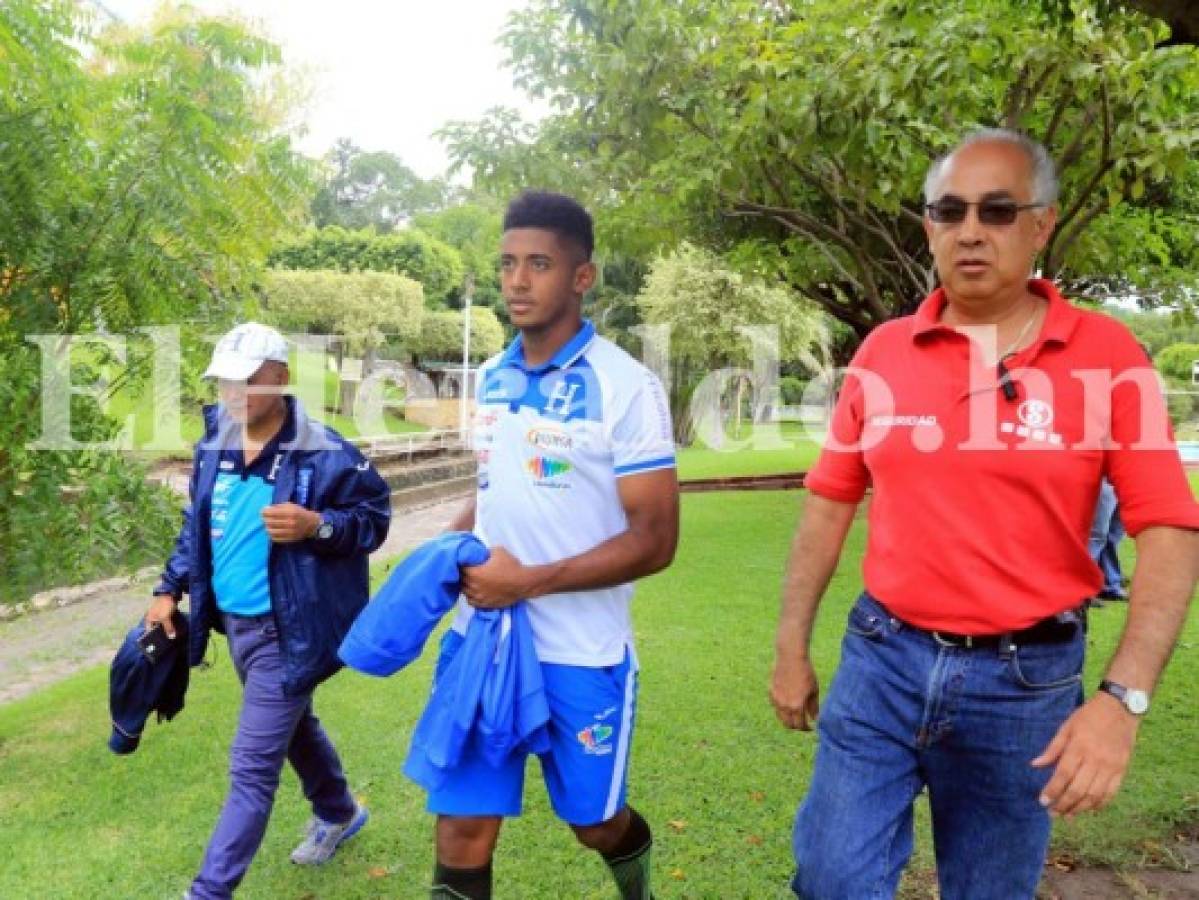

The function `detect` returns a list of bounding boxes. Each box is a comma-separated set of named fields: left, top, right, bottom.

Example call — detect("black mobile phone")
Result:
left=137, top=623, right=173, bottom=663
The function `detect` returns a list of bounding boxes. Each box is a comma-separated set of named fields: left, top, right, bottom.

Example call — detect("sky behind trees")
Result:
left=101, top=0, right=545, bottom=176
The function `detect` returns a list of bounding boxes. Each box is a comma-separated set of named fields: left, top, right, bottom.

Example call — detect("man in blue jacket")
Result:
left=425, top=192, right=680, bottom=899
left=145, top=322, right=391, bottom=900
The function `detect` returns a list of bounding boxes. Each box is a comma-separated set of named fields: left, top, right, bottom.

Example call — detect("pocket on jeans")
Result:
left=1006, top=638, right=1084, bottom=691
left=846, top=597, right=886, bottom=641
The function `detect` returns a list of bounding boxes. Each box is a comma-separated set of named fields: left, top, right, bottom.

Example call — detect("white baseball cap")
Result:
left=202, top=323, right=290, bottom=381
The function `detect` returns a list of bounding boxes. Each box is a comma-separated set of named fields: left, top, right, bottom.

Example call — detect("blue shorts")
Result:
left=425, top=630, right=639, bottom=826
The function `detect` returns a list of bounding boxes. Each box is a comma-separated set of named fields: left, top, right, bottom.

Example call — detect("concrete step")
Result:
left=355, top=430, right=469, bottom=467
left=377, top=456, right=477, bottom=492
left=390, top=475, right=475, bottom=511
left=369, top=443, right=470, bottom=467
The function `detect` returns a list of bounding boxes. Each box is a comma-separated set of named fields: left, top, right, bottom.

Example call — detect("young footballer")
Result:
left=426, top=191, right=679, bottom=899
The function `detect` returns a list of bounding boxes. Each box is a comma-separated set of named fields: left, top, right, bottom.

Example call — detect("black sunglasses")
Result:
left=925, top=197, right=1046, bottom=226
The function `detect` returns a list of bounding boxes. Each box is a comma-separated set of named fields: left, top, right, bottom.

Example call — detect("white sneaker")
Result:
left=289, top=802, right=369, bottom=865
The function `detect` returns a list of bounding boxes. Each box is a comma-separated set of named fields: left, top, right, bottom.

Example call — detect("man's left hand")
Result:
left=461, top=547, right=536, bottom=610
left=262, top=503, right=320, bottom=543
left=1031, top=693, right=1140, bottom=818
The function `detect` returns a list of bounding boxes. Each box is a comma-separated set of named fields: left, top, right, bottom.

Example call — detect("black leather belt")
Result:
left=925, top=607, right=1086, bottom=650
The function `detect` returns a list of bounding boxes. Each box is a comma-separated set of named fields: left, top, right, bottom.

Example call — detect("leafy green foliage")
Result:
left=0, top=3, right=313, bottom=339
left=1118, top=308, right=1199, bottom=357
left=1154, top=343, right=1199, bottom=382
left=261, top=269, right=424, bottom=358
left=636, top=243, right=828, bottom=440
left=637, top=244, right=827, bottom=369
left=310, top=139, right=458, bottom=232
left=1, top=447, right=179, bottom=604
left=413, top=202, right=504, bottom=311
left=1043, top=0, right=1199, bottom=46
left=1068, top=164, right=1199, bottom=305
left=1149, top=343, right=1199, bottom=428
left=779, top=376, right=808, bottom=406
left=587, top=253, right=649, bottom=352
left=415, top=307, right=505, bottom=362
left=0, top=1, right=312, bottom=601
left=268, top=226, right=465, bottom=305
left=443, top=0, right=1199, bottom=338
left=0, top=344, right=180, bottom=603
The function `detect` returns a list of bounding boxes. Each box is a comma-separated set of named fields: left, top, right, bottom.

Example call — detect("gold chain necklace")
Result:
left=999, top=301, right=1043, bottom=361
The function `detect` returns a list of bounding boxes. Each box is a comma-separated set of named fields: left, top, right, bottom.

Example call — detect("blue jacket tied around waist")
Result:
left=338, top=532, right=550, bottom=790
left=154, top=397, right=391, bottom=697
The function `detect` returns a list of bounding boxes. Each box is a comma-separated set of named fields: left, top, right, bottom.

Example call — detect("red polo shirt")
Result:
left=806, top=279, right=1199, bottom=633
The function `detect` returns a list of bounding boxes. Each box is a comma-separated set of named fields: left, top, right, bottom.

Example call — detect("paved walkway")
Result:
left=0, top=493, right=468, bottom=706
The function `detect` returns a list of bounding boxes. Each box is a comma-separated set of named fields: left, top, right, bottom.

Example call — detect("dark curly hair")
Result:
left=503, top=191, right=594, bottom=260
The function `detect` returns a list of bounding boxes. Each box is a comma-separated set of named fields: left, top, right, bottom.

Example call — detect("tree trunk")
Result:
left=734, top=376, right=745, bottom=439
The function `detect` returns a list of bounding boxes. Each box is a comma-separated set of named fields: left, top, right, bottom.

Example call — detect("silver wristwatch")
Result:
left=1098, top=679, right=1149, bottom=716
left=314, top=516, right=334, bottom=541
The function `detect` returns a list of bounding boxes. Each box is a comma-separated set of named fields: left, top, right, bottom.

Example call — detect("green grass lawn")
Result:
left=1, top=491, right=1195, bottom=898
left=677, top=421, right=822, bottom=480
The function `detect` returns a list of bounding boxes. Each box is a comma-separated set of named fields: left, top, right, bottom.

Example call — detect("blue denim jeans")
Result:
left=1088, top=480, right=1125, bottom=595
left=190, top=613, right=356, bottom=900
left=791, top=593, right=1084, bottom=900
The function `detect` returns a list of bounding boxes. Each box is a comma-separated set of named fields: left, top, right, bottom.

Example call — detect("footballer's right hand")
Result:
left=145, top=594, right=179, bottom=638
left=770, top=655, right=821, bottom=731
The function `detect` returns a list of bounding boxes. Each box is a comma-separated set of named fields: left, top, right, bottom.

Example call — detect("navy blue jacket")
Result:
left=108, top=612, right=190, bottom=754
left=154, top=397, right=391, bottom=696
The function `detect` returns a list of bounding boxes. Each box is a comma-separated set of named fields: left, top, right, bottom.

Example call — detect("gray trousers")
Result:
left=190, top=613, right=356, bottom=899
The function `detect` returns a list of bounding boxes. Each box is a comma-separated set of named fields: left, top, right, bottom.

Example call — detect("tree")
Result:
left=0, top=1, right=312, bottom=599
left=310, top=140, right=457, bottom=232
left=1, top=3, right=312, bottom=338
left=636, top=243, right=828, bottom=440
left=442, top=0, right=1199, bottom=341
left=580, top=253, right=648, bottom=353
left=1117, top=308, right=1199, bottom=357
left=1152, top=341, right=1199, bottom=427
left=1154, top=343, right=1199, bottom=383
left=261, top=269, right=424, bottom=371
left=1059, top=1, right=1199, bottom=45
left=415, top=307, right=505, bottom=363
left=268, top=226, right=464, bottom=305
left=413, top=202, right=504, bottom=311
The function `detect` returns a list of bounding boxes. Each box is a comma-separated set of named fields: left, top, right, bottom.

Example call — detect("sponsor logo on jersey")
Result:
left=527, top=456, right=572, bottom=484
left=526, top=426, right=573, bottom=452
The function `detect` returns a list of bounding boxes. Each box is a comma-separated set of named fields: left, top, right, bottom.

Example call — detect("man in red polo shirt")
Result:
left=771, top=128, right=1199, bottom=900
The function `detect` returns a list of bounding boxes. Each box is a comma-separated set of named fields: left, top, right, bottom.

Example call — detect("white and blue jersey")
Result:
left=451, top=320, right=676, bottom=667
left=209, top=417, right=293, bottom=617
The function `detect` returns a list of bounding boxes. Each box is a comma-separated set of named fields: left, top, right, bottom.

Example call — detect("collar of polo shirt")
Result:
left=500, top=320, right=597, bottom=374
